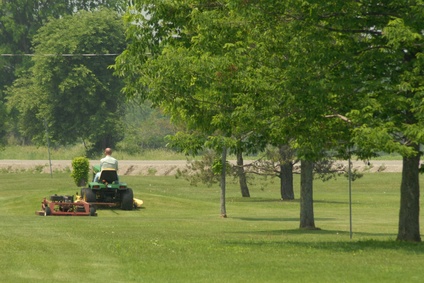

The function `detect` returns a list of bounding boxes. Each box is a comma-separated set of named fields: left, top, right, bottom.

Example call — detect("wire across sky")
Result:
left=0, top=53, right=119, bottom=57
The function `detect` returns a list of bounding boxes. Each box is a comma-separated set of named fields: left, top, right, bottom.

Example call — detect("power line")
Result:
left=0, top=53, right=119, bottom=57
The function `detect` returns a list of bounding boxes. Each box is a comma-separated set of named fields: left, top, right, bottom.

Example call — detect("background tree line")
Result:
left=0, top=0, right=175, bottom=155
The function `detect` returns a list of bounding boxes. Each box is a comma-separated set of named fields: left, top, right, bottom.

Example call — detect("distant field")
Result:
left=0, top=171, right=423, bottom=282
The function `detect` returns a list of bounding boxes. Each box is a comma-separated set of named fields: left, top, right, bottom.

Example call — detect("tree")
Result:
left=114, top=1, right=273, bottom=213
left=0, top=97, right=6, bottom=146
left=300, top=160, right=316, bottom=229
left=117, top=102, right=177, bottom=153
left=273, top=0, right=424, bottom=241
left=279, top=145, right=295, bottom=200
left=0, top=0, right=127, bottom=144
left=239, top=2, right=354, bottom=229
left=0, top=0, right=67, bottom=142
left=235, top=147, right=250, bottom=197
left=7, top=8, right=126, bottom=155
left=347, top=4, right=424, bottom=241
left=248, top=145, right=296, bottom=200
left=115, top=1, right=355, bottom=223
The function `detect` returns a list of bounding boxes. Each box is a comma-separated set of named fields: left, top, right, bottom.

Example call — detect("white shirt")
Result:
left=100, top=155, right=118, bottom=170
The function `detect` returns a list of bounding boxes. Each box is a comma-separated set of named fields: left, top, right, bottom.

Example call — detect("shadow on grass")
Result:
left=224, top=239, right=424, bottom=253
left=277, top=228, right=394, bottom=238
left=235, top=217, right=335, bottom=222
left=227, top=197, right=293, bottom=203
left=224, top=230, right=424, bottom=253
left=233, top=227, right=396, bottom=238
left=313, top=199, right=349, bottom=205
left=228, top=197, right=349, bottom=205
left=237, top=217, right=299, bottom=222
left=93, top=206, right=145, bottom=214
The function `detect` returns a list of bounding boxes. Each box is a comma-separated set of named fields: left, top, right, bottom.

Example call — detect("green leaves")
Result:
left=383, top=18, right=421, bottom=49
left=7, top=8, right=126, bottom=153
left=115, top=0, right=424, bottom=162
left=71, top=156, right=90, bottom=186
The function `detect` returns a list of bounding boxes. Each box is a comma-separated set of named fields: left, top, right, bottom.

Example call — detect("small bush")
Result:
left=71, top=157, right=89, bottom=186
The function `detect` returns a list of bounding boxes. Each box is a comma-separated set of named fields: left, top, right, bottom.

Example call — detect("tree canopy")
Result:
left=7, top=8, right=126, bottom=155
left=0, top=0, right=129, bottom=147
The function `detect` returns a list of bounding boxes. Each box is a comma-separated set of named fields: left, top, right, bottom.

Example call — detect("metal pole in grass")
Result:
left=44, top=119, right=53, bottom=178
left=348, top=153, right=353, bottom=239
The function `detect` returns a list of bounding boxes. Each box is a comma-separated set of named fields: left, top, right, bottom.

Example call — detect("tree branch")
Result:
left=316, top=25, right=382, bottom=35
left=324, top=113, right=352, bottom=123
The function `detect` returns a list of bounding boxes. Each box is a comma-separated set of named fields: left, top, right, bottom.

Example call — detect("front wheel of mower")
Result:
left=121, top=188, right=134, bottom=210
left=44, top=207, right=51, bottom=216
left=89, top=206, right=96, bottom=216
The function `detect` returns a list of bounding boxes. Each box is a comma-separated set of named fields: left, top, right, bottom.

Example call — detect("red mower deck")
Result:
left=36, top=195, right=97, bottom=216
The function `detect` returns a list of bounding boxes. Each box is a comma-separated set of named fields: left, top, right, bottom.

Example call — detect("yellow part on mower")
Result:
left=76, top=194, right=143, bottom=208
left=133, top=198, right=143, bottom=208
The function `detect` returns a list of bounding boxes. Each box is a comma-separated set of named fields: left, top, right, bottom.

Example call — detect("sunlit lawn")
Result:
left=0, top=171, right=423, bottom=282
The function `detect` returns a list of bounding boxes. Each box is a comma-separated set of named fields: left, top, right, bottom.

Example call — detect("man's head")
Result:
left=105, top=148, right=112, bottom=156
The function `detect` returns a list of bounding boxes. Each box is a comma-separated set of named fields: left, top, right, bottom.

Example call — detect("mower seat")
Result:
left=99, top=168, right=119, bottom=183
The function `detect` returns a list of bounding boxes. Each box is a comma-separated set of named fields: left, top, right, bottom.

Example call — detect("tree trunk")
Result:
left=279, top=145, right=294, bottom=200
left=236, top=150, right=250, bottom=197
left=220, top=147, right=227, bottom=218
left=397, top=145, right=421, bottom=242
left=280, top=162, right=294, bottom=200
left=299, top=159, right=316, bottom=229
left=78, top=178, right=87, bottom=187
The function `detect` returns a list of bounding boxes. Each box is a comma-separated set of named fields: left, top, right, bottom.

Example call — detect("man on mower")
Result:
left=93, top=148, right=119, bottom=182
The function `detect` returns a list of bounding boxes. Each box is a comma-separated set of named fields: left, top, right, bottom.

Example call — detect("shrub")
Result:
left=71, top=157, right=89, bottom=186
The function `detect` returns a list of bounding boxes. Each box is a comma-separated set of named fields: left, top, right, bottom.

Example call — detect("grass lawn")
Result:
left=0, top=171, right=423, bottom=282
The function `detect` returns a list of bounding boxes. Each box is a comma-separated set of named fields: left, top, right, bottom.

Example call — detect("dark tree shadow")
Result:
left=235, top=217, right=335, bottom=222
left=225, top=229, right=424, bottom=253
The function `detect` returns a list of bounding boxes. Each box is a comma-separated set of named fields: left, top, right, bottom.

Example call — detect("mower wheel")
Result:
left=44, top=207, right=51, bottom=216
left=89, top=206, right=96, bottom=216
left=81, top=188, right=96, bottom=202
left=121, top=188, right=134, bottom=210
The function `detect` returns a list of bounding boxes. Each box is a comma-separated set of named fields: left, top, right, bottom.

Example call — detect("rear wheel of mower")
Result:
left=121, top=188, right=134, bottom=210
left=81, top=188, right=96, bottom=202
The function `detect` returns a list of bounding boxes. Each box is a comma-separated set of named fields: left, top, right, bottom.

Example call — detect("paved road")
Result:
left=0, top=159, right=403, bottom=175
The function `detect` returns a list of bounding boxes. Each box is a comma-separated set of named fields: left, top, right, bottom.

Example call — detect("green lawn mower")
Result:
left=80, top=165, right=134, bottom=210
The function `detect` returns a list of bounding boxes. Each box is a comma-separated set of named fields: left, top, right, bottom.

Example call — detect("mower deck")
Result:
left=36, top=195, right=97, bottom=216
